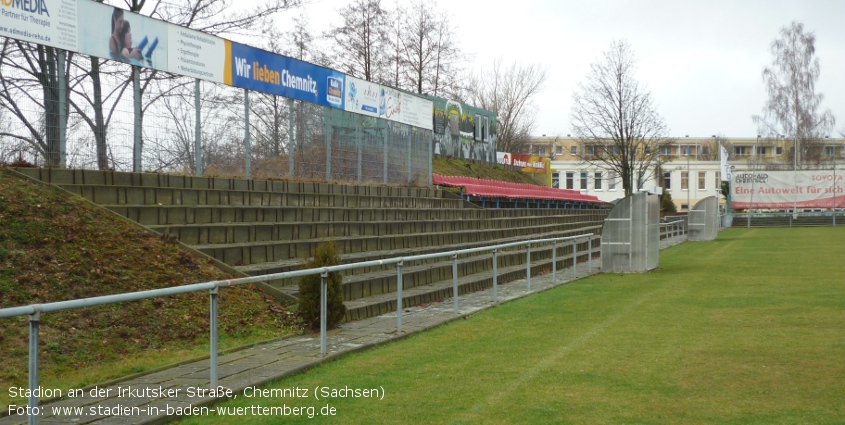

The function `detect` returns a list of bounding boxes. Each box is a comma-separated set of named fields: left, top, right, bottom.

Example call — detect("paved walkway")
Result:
left=2, top=235, right=686, bottom=424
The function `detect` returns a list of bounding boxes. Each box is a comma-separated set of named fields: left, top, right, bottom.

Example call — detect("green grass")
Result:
left=178, top=228, right=845, bottom=424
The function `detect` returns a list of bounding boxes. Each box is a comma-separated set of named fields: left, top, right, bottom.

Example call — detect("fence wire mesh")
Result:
left=0, top=40, right=432, bottom=186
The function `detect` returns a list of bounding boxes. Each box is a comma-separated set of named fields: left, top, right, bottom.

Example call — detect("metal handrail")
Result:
left=1, top=232, right=597, bottom=424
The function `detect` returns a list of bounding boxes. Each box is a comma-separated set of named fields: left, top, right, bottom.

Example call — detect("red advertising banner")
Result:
left=496, top=152, right=548, bottom=174
left=732, top=170, right=845, bottom=209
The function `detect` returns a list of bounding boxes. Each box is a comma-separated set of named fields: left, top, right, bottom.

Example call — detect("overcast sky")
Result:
left=267, top=0, right=845, bottom=139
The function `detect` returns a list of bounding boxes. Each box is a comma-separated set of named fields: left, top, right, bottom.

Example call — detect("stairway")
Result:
left=14, top=168, right=608, bottom=321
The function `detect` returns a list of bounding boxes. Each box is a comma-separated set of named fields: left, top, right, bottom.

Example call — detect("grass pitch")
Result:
left=179, top=228, right=845, bottom=424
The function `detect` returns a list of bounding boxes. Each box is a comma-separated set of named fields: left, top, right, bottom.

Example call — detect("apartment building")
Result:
left=523, top=136, right=844, bottom=211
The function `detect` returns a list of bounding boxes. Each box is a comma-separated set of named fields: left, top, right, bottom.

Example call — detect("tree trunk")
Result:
left=91, top=57, right=108, bottom=170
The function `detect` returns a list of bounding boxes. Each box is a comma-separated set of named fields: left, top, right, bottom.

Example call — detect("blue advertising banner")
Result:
left=227, top=42, right=344, bottom=109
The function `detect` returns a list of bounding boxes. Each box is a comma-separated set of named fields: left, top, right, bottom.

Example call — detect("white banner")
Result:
left=0, top=0, right=78, bottom=51
left=344, top=75, right=380, bottom=117
left=77, top=1, right=168, bottom=70
left=732, top=170, right=844, bottom=209
left=168, top=26, right=225, bottom=83
left=399, top=93, right=433, bottom=130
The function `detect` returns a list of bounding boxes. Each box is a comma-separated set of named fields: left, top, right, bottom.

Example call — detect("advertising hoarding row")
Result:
left=731, top=170, right=844, bottom=209
left=0, top=0, right=432, bottom=129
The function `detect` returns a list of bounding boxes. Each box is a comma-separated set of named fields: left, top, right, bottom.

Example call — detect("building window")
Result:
left=735, top=146, right=750, bottom=157
left=681, top=172, right=689, bottom=190
left=585, top=145, right=597, bottom=157
left=538, top=146, right=547, bottom=156
left=474, top=114, right=482, bottom=141
left=701, top=146, right=709, bottom=156
left=660, top=145, right=671, bottom=156
left=663, top=172, right=672, bottom=190
left=483, top=117, right=489, bottom=141
left=594, top=172, right=603, bottom=190
left=681, top=204, right=689, bottom=211
left=680, top=145, right=692, bottom=157
left=571, top=146, right=577, bottom=156
left=608, top=172, right=617, bottom=190
left=556, top=145, right=563, bottom=155
left=580, top=172, right=588, bottom=190
left=715, top=172, right=721, bottom=190
left=552, top=172, right=560, bottom=189
left=566, top=172, right=574, bottom=190
left=827, top=146, right=836, bottom=157
left=756, top=146, right=768, bottom=156
left=776, top=146, right=783, bottom=156
left=698, top=171, right=706, bottom=190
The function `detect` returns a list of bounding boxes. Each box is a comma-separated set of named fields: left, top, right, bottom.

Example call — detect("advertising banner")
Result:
left=732, top=170, right=844, bottom=209
left=344, top=75, right=380, bottom=117
left=0, top=0, right=78, bottom=51
left=380, top=85, right=401, bottom=122
left=226, top=42, right=344, bottom=109
left=77, top=1, right=168, bottom=70
left=720, top=144, right=731, bottom=181
left=167, top=26, right=225, bottom=83
left=497, top=151, right=547, bottom=174
left=400, top=93, right=433, bottom=131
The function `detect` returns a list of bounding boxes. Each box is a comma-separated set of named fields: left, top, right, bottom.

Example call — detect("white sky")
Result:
left=263, top=0, right=845, bottom=139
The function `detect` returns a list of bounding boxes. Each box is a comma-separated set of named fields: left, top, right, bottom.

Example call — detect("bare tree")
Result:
left=397, top=0, right=462, bottom=97
left=570, top=40, right=672, bottom=197
left=753, top=21, right=835, bottom=167
left=462, top=59, right=547, bottom=154
left=324, top=0, right=389, bottom=82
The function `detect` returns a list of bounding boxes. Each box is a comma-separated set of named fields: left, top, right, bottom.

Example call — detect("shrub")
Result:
left=297, top=240, right=346, bottom=329
left=661, top=192, right=677, bottom=213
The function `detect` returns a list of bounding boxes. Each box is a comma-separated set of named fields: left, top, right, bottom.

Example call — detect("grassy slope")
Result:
left=0, top=168, right=300, bottom=405
left=432, top=157, right=543, bottom=185
left=180, top=228, right=845, bottom=424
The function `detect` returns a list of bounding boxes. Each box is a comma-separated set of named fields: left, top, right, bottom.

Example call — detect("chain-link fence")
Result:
left=0, top=40, right=432, bottom=187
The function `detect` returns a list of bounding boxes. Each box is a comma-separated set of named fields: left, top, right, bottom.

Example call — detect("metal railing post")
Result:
left=396, top=261, right=404, bottom=333
left=526, top=243, right=531, bottom=290
left=552, top=240, right=557, bottom=284
left=209, top=286, right=218, bottom=388
left=320, top=271, right=327, bottom=356
left=588, top=237, right=593, bottom=274
left=493, top=249, right=498, bottom=303
left=573, top=241, right=578, bottom=279
left=28, top=311, right=40, bottom=425
left=452, top=254, right=459, bottom=313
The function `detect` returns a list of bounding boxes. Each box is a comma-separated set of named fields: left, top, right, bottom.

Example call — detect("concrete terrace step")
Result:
left=235, top=225, right=602, bottom=292
left=341, top=244, right=600, bottom=322
left=272, top=237, right=596, bottom=303
left=146, top=216, right=589, bottom=245
left=15, top=167, right=443, bottom=198
left=192, top=222, right=599, bottom=266
left=105, top=204, right=605, bottom=226
left=57, top=184, right=465, bottom=209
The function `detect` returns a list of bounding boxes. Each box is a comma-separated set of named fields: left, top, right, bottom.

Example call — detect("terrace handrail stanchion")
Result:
left=526, top=243, right=532, bottom=290
left=320, top=271, right=328, bottom=356
left=573, top=241, right=578, bottom=279
left=28, top=310, right=40, bottom=425
left=492, top=249, right=498, bottom=303
left=552, top=240, right=557, bottom=284
left=209, top=285, right=219, bottom=389
left=452, top=254, right=459, bottom=313
left=396, top=261, right=404, bottom=333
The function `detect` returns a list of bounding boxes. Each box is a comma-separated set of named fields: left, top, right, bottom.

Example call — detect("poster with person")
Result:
left=76, top=1, right=168, bottom=70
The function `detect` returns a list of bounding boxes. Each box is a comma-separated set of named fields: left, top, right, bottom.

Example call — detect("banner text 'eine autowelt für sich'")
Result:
left=731, top=170, right=845, bottom=209
left=0, top=0, right=432, bottom=130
